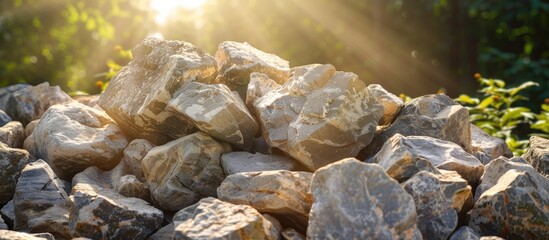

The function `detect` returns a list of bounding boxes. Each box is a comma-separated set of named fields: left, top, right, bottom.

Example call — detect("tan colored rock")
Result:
left=367, top=84, right=404, bottom=125
left=282, top=228, right=305, bottom=240
left=0, top=121, right=24, bottom=148
left=255, top=64, right=383, bottom=171
left=0, top=230, right=52, bottom=240
left=73, top=94, right=100, bottom=107
left=221, top=151, right=302, bottom=175
left=142, top=132, right=231, bottom=211
left=246, top=72, right=281, bottom=113
left=24, top=119, right=39, bottom=139
left=263, top=214, right=283, bottom=240
left=24, top=102, right=128, bottom=180
left=523, top=136, right=549, bottom=177
left=97, top=38, right=217, bottom=144
left=121, top=139, right=155, bottom=182
left=470, top=124, right=512, bottom=164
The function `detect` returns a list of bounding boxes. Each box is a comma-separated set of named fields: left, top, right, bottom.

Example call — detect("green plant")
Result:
left=531, top=101, right=549, bottom=138
left=456, top=74, right=538, bottom=155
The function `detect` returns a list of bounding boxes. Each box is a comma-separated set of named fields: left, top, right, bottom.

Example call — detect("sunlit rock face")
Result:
left=97, top=38, right=217, bottom=145
left=0, top=121, right=25, bottom=149
left=523, top=136, right=549, bottom=176
left=470, top=124, right=512, bottom=164
left=367, top=84, right=404, bottom=126
left=220, top=151, right=302, bottom=175
left=246, top=72, right=281, bottom=115
left=254, top=64, right=383, bottom=171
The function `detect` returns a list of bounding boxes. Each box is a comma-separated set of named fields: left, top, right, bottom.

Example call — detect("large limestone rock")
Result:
left=367, top=84, right=404, bottom=125
left=402, top=171, right=472, bottom=240
left=24, top=102, right=128, bottom=180
left=246, top=72, right=281, bottom=113
left=469, top=169, right=549, bottom=239
left=372, top=134, right=484, bottom=184
left=0, top=143, right=32, bottom=205
left=167, top=82, right=258, bottom=150
left=218, top=170, right=312, bottom=230
left=0, top=110, right=11, bottom=127
left=221, top=151, right=302, bottom=175
left=6, top=82, right=74, bottom=125
left=215, top=41, right=290, bottom=99
left=307, top=158, right=421, bottom=239
left=0, top=121, right=25, bottom=148
left=255, top=64, right=383, bottom=171
left=121, top=139, right=155, bottom=182
left=523, top=136, right=549, bottom=176
left=360, top=94, right=472, bottom=158
left=471, top=124, right=512, bottom=164
left=173, top=197, right=278, bottom=240
left=0, top=84, right=29, bottom=112
left=97, top=38, right=217, bottom=144
left=69, top=183, right=163, bottom=240
left=13, top=160, right=70, bottom=239
left=0, top=230, right=53, bottom=240
left=142, top=132, right=231, bottom=211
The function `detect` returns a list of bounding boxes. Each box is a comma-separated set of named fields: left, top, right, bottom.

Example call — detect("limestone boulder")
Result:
left=0, top=230, right=52, bottom=240
left=167, top=82, right=258, bottom=150
left=246, top=72, right=281, bottom=113
left=523, top=136, right=549, bottom=177
left=218, top=170, right=312, bottom=230
left=24, top=119, right=39, bottom=138
left=471, top=124, right=512, bottom=164
left=173, top=197, right=278, bottom=240
left=367, top=84, right=404, bottom=125
left=0, top=84, right=29, bottom=112
left=7, top=82, right=74, bottom=125
left=221, top=151, right=302, bottom=175
left=0, top=144, right=32, bottom=205
left=142, top=132, right=231, bottom=211
left=0, top=110, right=11, bottom=127
left=121, top=139, right=155, bottom=182
left=255, top=64, right=383, bottom=171
left=13, top=160, right=70, bottom=239
left=0, top=121, right=24, bottom=148
left=24, top=102, right=128, bottom=180
left=97, top=38, right=217, bottom=144
left=307, top=158, right=421, bottom=239
left=215, top=41, right=290, bottom=99
left=372, top=134, right=484, bottom=184
left=402, top=171, right=472, bottom=240
left=69, top=183, right=163, bottom=240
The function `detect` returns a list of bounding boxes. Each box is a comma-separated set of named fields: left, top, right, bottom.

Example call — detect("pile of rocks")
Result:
left=0, top=38, right=548, bottom=240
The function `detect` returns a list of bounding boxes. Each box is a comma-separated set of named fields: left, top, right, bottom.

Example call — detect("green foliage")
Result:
left=531, top=103, right=549, bottom=138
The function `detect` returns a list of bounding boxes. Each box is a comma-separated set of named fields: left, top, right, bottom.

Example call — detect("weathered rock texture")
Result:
left=255, top=64, right=383, bottom=171
left=142, top=132, right=231, bottom=211
left=167, top=82, right=258, bottom=150
left=448, top=226, right=481, bottom=240
left=173, top=197, right=278, bottom=240
left=0, top=110, right=11, bottom=127
left=0, top=143, right=32, bottom=205
left=372, top=134, right=484, bottom=184
left=1, top=200, right=15, bottom=228
left=13, top=160, right=70, bottom=239
left=24, top=119, right=39, bottom=138
left=0, top=230, right=53, bottom=240
left=470, top=124, right=512, bottom=164
left=221, top=151, right=301, bottom=175
left=523, top=136, right=549, bottom=176
left=7, top=82, right=74, bottom=125
left=367, top=84, right=404, bottom=125
left=246, top=72, right=281, bottom=113
left=0, top=121, right=25, bottom=148
left=0, top=84, right=29, bottom=112
left=282, top=228, right=305, bottom=240
left=307, top=158, right=421, bottom=239
left=69, top=183, right=163, bottom=240
left=98, top=38, right=217, bottom=144
left=121, top=139, right=155, bottom=182
left=24, top=102, right=128, bottom=180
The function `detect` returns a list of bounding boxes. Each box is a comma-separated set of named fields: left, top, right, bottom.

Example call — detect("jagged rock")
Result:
left=172, top=197, right=277, bottom=240
left=215, top=41, right=290, bottom=99
left=367, top=84, right=404, bottom=125
left=146, top=223, right=174, bottom=240
left=449, top=226, right=481, bottom=240
left=0, top=110, right=11, bottom=127
left=69, top=183, right=163, bottom=240
left=469, top=169, right=549, bottom=239
left=523, top=136, right=549, bottom=177
left=360, top=94, right=472, bottom=159
left=471, top=124, right=512, bottom=164
left=142, top=132, right=231, bottom=211
left=218, top=170, right=312, bottom=230
left=0, top=144, right=33, bottom=205
left=1, top=200, right=14, bottom=228
left=307, top=158, right=421, bottom=239
left=372, top=134, right=484, bottom=184
left=24, top=102, right=128, bottom=180
left=13, top=160, right=70, bottom=239
left=221, top=151, right=302, bottom=175
left=255, top=64, right=383, bottom=171
left=282, top=228, right=305, bottom=240
left=24, top=119, right=39, bottom=138
left=263, top=214, right=283, bottom=240
left=97, top=38, right=217, bottom=145
left=167, top=82, right=258, bottom=150
left=402, top=171, right=472, bottom=240
left=0, top=121, right=24, bottom=148
left=0, top=217, right=6, bottom=230
left=73, top=94, right=100, bottom=107
left=122, top=139, right=155, bottom=182
left=0, top=84, right=29, bottom=112
left=246, top=72, right=281, bottom=113
left=0, top=230, right=53, bottom=240
left=6, top=82, right=74, bottom=125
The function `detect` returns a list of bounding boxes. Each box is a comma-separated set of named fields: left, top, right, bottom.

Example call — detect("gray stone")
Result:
left=218, top=170, right=312, bottom=230
left=471, top=124, right=512, bottom=164
left=263, top=214, right=283, bottom=240
left=246, top=72, right=281, bottom=114
left=0, top=217, right=6, bottom=230
left=372, top=134, right=484, bottom=184
left=255, top=64, right=383, bottom=171
left=359, top=94, right=472, bottom=159
left=24, top=102, right=128, bottom=180
left=97, top=38, right=217, bottom=145
left=146, top=223, right=174, bottom=240
left=122, top=139, right=155, bottom=182
left=469, top=169, right=549, bottom=239
left=215, top=41, right=290, bottom=99
left=73, top=94, right=100, bottom=107
left=307, top=158, right=421, bottom=239
left=24, top=119, right=39, bottom=139
left=367, top=84, right=404, bottom=126
left=0, top=121, right=24, bottom=148
left=69, top=183, right=163, bottom=240
left=402, top=171, right=472, bottom=240
left=523, top=136, right=549, bottom=177
left=167, top=82, right=258, bottom=150
left=0, top=144, right=32, bottom=205
left=0, top=110, right=11, bottom=127
left=221, top=151, right=302, bottom=175
left=7, top=82, right=74, bottom=125
left=173, top=197, right=277, bottom=240
left=0, top=230, right=51, bottom=240
left=0, top=84, right=29, bottom=112
left=142, top=132, right=231, bottom=211
left=449, top=226, right=481, bottom=240
left=1, top=200, right=14, bottom=228
left=282, top=228, right=305, bottom=240
left=13, top=160, right=70, bottom=239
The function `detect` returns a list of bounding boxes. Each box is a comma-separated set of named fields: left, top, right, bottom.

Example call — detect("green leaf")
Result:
left=455, top=94, right=478, bottom=105
left=509, top=81, right=539, bottom=96
left=501, top=107, right=531, bottom=125
left=478, top=97, right=494, bottom=109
